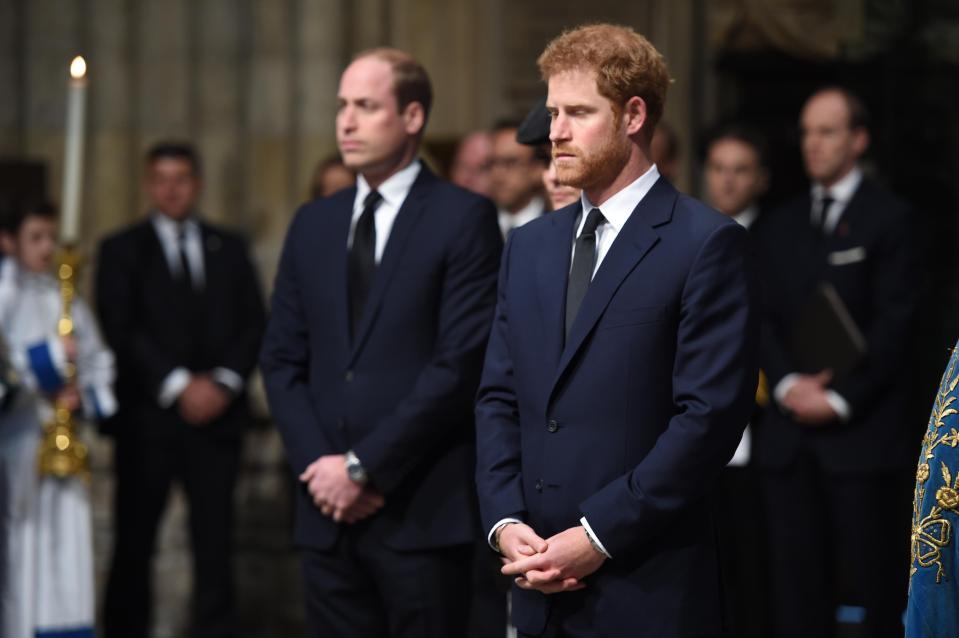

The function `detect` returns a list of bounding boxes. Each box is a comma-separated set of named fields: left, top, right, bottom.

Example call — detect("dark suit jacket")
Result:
left=260, top=165, right=502, bottom=552
left=95, top=218, right=265, bottom=439
left=475, top=178, right=760, bottom=636
left=754, top=176, right=920, bottom=472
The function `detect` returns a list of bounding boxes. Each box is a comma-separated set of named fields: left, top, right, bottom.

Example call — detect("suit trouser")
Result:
left=716, top=464, right=767, bottom=638
left=468, top=539, right=510, bottom=638
left=301, top=530, right=472, bottom=638
left=103, top=425, right=241, bottom=638
left=760, top=452, right=910, bottom=638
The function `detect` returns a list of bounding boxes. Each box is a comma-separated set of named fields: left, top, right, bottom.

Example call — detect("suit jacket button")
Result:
left=336, top=419, right=346, bottom=431
left=547, top=419, right=559, bottom=433
left=344, top=370, right=354, bottom=382
left=535, top=479, right=544, bottom=492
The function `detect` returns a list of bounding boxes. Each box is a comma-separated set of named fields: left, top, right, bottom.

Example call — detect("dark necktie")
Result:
left=174, top=227, right=201, bottom=365
left=348, top=190, right=383, bottom=340
left=816, top=195, right=835, bottom=235
left=565, top=207, right=606, bottom=337
left=176, top=228, right=196, bottom=292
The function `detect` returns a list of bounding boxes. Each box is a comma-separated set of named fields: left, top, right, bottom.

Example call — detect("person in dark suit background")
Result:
left=96, top=142, right=266, bottom=638
left=476, top=24, right=759, bottom=637
left=490, top=119, right=547, bottom=236
left=703, top=124, right=769, bottom=233
left=702, top=123, right=770, bottom=638
left=755, top=88, right=920, bottom=638
left=259, top=48, right=502, bottom=637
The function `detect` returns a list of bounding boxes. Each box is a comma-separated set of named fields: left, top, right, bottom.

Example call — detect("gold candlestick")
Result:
left=37, top=245, right=89, bottom=479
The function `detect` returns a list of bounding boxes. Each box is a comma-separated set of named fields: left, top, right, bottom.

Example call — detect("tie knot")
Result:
left=820, top=195, right=835, bottom=210
left=580, top=208, right=605, bottom=237
left=363, top=190, right=383, bottom=212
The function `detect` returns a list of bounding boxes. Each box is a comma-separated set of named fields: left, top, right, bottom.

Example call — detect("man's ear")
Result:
left=852, top=127, right=870, bottom=158
left=403, top=102, right=426, bottom=137
left=757, top=166, right=770, bottom=197
left=623, top=96, right=647, bottom=137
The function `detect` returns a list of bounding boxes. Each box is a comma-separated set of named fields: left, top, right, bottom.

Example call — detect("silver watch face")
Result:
left=347, top=461, right=367, bottom=483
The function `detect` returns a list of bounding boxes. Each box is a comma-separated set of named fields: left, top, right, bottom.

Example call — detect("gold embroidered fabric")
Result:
left=911, top=350, right=959, bottom=584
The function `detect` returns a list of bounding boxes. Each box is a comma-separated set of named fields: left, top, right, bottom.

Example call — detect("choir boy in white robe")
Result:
left=0, top=201, right=116, bottom=638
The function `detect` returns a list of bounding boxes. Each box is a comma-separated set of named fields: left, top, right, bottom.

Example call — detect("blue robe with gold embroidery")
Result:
left=907, top=341, right=959, bottom=636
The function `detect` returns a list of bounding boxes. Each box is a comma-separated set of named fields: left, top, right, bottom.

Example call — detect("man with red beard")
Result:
left=475, top=24, right=760, bottom=637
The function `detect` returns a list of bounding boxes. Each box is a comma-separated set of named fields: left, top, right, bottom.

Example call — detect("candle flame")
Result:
left=69, top=56, right=87, bottom=79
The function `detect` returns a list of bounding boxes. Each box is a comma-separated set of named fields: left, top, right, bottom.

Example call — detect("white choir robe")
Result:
left=0, top=258, right=116, bottom=638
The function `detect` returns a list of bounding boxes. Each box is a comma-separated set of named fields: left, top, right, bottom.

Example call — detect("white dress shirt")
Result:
left=151, top=212, right=205, bottom=288
left=773, top=167, right=863, bottom=422
left=498, top=196, right=545, bottom=238
left=350, top=159, right=422, bottom=262
left=810, top=166, right=862, bottom=235
left=727, top=204, right=758, bottom=467
left=488, top=164, right=663, bottom=559
left=731, top=205, right=759, bottom=231
left=573, top=164, right=661, bottom=278
left=151, top=213, right=244, bottom=406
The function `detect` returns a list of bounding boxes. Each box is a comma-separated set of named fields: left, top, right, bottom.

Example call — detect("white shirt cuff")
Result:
left=212, top=367, right=244, bottom=394
left=824, top=390, right=852, bottom=422
left=727, top=424, right=751, bottom=467
left=580, top=516, right=611, bottom=559
left=487, top=517, right=523, bottom=551
left=773, top=373, right=800, bottom=406
left=158, top=367, right=191, bottom=408
left=82, top=384, right=119, bottom=421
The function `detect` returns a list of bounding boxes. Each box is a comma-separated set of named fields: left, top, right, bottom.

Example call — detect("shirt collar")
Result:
left=500, top=196, right=545, bottom=226
left=732, top=204, right=759, bottom=229
left=811, top=165, right=862, bottom=204
left=356, top=159, right=422, bottom=210
left=579, top=164, right=660, bottom=234
left=150, top=211, right=199, bottom=239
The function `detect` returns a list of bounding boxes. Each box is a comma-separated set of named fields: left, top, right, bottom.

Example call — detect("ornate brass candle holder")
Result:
left=37, top=245, right=89, bottom=478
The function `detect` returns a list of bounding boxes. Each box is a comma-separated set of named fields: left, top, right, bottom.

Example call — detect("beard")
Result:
left=552, top=123, right=632, bottom=191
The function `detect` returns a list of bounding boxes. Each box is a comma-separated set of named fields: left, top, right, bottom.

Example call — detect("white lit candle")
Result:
left=61, top=55, right=87, bottom=244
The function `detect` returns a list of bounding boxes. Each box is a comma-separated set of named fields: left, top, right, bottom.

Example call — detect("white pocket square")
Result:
left=828, top=246, right=866, bottom=266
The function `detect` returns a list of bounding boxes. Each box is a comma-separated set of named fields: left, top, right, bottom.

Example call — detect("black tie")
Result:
left=565, top=208, right=606, bottom=338
left=348, top=190, right=383, bottom=340
left=816, top=195, right=835, bottom=235
left=176, top=228, right=196, bottom=291
left=174, top=227, right=202, bottom=365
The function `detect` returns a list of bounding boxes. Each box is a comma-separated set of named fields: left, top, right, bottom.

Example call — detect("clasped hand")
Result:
left=178, top=374, right=232, bottom=425
left=781, top=370, right=838, bottom=425
left=498, top=523, right=606, bottom=595
left=300, top=454, right=384, bottom=524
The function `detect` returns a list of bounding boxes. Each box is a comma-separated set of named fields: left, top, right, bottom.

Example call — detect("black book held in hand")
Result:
left=788, top=282, right=867, bottom=380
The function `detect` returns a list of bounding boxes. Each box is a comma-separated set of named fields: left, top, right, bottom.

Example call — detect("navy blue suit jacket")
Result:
left=475, top=178, right=760, bottom=636
left=261, top=165, right=502, bottom=551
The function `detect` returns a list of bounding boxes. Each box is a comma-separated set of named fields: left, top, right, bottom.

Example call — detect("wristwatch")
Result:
left=344, top=449, right=368, bottom=485
left=492, top=521, right=517, bottom=554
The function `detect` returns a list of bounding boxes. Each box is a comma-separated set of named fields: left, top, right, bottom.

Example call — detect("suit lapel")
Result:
left=198, top=223, right=219, bottom=293
left=536, top=203, right=578, bottom=373
left=551, top=179, right=676, bottom=394
left=348, top=168, right=435, bottom=363
left=829, top=179, right=867, bottom=240
left=327, top=193, right=356, bottom=350
left=144, top=220, right=178, bottom=288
